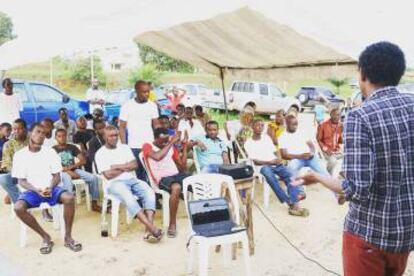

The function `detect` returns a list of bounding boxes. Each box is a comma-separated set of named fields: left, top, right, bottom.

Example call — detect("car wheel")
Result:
left=298, top=93, right=308, bottom=104
left=243, top=103, right=256, bottom=112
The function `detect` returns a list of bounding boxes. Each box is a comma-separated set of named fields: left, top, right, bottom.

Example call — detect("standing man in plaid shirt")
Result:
left=295, top=41, right=414, bottom=275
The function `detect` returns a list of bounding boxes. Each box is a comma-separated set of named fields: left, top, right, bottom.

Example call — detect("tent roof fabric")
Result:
left=135, top=7, right=356, bottom=75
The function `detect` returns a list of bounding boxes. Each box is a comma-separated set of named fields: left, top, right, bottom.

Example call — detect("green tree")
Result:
left=128, top=64, right=162, bottom=86
left=69, top=56, right=106, bottom=86
left=0, top=12, right=16, bottom=46
left=327, top=77, right=348, bottom=94
left=137, top=43, right=194, bottom=73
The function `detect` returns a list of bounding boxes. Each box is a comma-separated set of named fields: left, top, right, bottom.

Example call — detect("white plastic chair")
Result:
left=20, top=203, right=64, bottom=247
left=72, top=144, right=91, bottom=211
left=192, top=147, right=202, bottom=173
left=183, top=174, right=251, bottom=276
left=98, top=175, right=133, bottom=238
left=138, top=152, right=170, bottom=229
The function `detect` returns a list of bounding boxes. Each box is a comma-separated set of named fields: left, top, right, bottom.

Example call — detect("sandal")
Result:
left=167, top=228, right=177, bottom=238
left=64, top=240, right=83, bottom=252
left=145, top=230, right=163, bottom=244
left=40, top=240, right=54, bottom=255
left=288, top=207, right=309, bottom=217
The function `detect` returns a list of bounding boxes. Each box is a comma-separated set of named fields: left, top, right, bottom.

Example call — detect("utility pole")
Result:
left=49, top=58, right=54, bottom=85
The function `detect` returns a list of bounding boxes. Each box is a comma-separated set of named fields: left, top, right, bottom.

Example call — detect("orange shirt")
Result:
left=317, top=120, right=343, bottom=153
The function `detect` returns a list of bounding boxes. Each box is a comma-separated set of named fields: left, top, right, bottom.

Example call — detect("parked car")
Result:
left=1, top=79, right=89, bottom=127
left=296, top=86, right=345, bottom=108
left=159, top=83, right=210, bottom=107
left=227, top=81, right=301, bottom=114
left=104, top=87, right=172, bottom=122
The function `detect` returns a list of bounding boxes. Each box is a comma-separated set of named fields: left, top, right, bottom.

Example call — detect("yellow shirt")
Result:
left=148, top=90, right=157, bottom=102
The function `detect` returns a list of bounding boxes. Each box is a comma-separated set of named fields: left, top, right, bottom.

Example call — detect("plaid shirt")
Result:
left=342, top=86, right=414, bottom=252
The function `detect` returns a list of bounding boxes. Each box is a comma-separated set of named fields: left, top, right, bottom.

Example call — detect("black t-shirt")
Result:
left=73, top=130, right=95, bottom=148
left=53, top=144, right=80, bottom=167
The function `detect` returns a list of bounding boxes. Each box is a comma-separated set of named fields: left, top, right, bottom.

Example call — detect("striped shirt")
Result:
left=341, top=86, right=414, bottom=252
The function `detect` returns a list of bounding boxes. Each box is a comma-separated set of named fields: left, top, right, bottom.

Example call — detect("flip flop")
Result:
left=146, top=230, right=163, bottom=244
left=64, top=240, right=83, bottom=252
left=288, top=207, right=309, bottom=217
left=40, top=240, right=54, bottom=255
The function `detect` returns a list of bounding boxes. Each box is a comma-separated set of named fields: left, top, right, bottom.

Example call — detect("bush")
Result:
left=327, top=77, right=348, bottom=94
left=128, top=64, right=162, bottom=86
left=69, top=56, right=106, bottom=86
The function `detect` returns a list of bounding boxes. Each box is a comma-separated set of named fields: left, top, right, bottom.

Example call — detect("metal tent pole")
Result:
left=220, top=67, right=229, bottom=120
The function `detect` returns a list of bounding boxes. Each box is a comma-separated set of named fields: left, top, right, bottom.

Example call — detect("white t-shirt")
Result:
left=86, top=88, right=105, bottom=113
left=278, top=130, right=311, bottom=155
left=178, top=119, right=205, bottom=140
left=119, top=99, right=158, bottom=148
left=43, top=137, right=57, bottom=148
left=95, top=144, right=136, bottom=183
left=0, top=93, right=22, bottom=124
left=244, top=134, right=277, bottom=162
left=12, top=146, right=62, bottom=190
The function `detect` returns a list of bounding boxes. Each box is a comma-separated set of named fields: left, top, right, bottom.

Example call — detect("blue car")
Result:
left=1, top=80, right=89, bottom=127
left=104, top=88, right=172, bottom=121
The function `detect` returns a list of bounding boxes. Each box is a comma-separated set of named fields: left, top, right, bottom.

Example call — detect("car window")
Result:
left=31, top=84, right=63, bottom=102
left=321, top=90, right=334, bottom=97
left=269, top=85, right=283, bottom=97
left=248, top=83, right=254, bottom=93
left=12, top=83, right=29, bottom=102
left=259, top=84, right=268, bottom=95
left=231, top=82, right=238, bottom=91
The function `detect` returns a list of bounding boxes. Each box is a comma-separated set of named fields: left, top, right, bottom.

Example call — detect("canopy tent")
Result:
left=135, top=7, right=356, bottom=115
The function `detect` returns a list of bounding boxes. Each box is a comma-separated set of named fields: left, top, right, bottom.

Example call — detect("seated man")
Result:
left=158, top=115, right=175, bottom=136
left=0, top=122, right=12, bottom=204
left=194, top=105, right=210, bottom=129
left=279, top=114, right=329, bottom=176
left=95, top=125, right=162, bottom=242
left=73, top=116, right=95, bottom=151
left=191, top=120, right=229, bottom=173
left=87, top=119, right=106, bottom=173
left=316, top=107, right=343, bottom=176
left=40, top=118, right=57, bottom=148
left=177, top=106, right=205, bottom=140
left=142, top=128, right=189, bottom=238
left=13, top=123, right=81, bottom=254
left=245, top=119, right=308, bottom=216
left=53, top=128, right=101, bottom=212
left=0, top=119, right=29, bottom=204
left=54, top=107, right=77, bottom=143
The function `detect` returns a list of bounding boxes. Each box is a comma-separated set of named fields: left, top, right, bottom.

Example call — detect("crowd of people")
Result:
left=1, top=41, right=414, bottom=276
left=0, top=76, right=345, bottom=253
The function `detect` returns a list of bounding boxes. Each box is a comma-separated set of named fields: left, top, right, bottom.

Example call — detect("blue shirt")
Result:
left=194, top=135, right=227, bottom=169
left=314, top=104, right=327, bottom=122
left=341, top=86, right=414, bottom=252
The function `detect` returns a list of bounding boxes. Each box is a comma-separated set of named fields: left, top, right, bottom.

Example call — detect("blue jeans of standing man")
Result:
left=0, top=173, right=19, bottom=203
left=108, top=178, right=156, bottom=217
left=260, top=165, right=303, bottom=205
left=288, top=156, right=329, bottom=176
left=61, top=170, right=100, bottom=200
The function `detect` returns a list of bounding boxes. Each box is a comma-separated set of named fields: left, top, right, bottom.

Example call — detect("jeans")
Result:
left=108, top=178, right=156, bottom=217
left=322, top=152, right=343, bottom=176
left=0, top=173, right=19, bottom=203
left=288, top=156, right=329, bottom=176
left=201, top=164, right=221, bottom=173
left=131, top=148, right=148, bottom=182
left=61, top=170, right=100, bottom=200
left=260, top=165, right=303, bottom=204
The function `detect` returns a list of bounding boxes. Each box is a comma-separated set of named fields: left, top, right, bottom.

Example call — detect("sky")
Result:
left=1, top=0, right=413, bottom=68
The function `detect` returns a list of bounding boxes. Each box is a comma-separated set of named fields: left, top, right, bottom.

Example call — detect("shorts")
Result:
left=159, top=173, right=190, bottom=193
left=17, top=186, right=66, bottom=209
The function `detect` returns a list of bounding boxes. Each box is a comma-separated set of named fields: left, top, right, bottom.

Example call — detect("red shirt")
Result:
left=317, top=120, right=343, bottom=153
